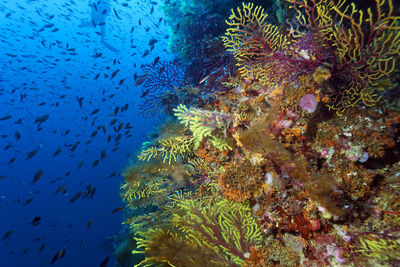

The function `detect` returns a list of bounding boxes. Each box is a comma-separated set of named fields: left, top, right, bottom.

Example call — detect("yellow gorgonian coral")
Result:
left=286, top=0, right=400, bottom=114
left=138, top=135, right=194, bottom=164
left=171, top=196, right=262, bottom=265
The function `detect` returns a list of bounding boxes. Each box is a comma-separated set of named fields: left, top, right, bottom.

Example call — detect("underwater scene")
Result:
left=1, top=0, right=400, bottom=266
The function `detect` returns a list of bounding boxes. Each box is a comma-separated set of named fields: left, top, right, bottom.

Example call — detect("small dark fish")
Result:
left=111, top=207, right=123, bottom=213
left=150, top=6, right=154, bottom=14
left=92, top=52, right=103, bottom=58
left=78, top=160, right=84, bottom=169
left=4, top=144, right=12, bottom=151
left=148, top=38, right=158, bottom=46
left=53, top=148, right=61, bottom=157
left=55, top=185, right=66, bottom=194
left=70, top=191, right=82, bottom=202
left=90, top=187, right=97, bottom=198
left=2, top=230, right=13, bottom=241
left=76, top=96, right=84, bottom=108
left=111, top=69, right=120, bottom=79
left=30, top=169, right=44, bottom=184
left=90, top=130, right=98, bottom=137
left=70, top=141, right=80, bottom=152
left=39, top=243, right=45, bottom=252
left=90, top=109, right=100, bottom=115
left=8, top=157, right=16, bottom=164
left=117, top=123, right=124, bottom=132
left=22, top=198, right=33, bottom=205
left=153, top=56, right=160, bottom=66
left=119, top=78, right=125, bottom=86
left=34, top=114, right=49, bottom=124
left=100, top=256, right=110, bottom=267
left=94, top=73, right=100, bottom=80
left=50, top=248, right=66, bottom=264
left=14, top=130, right=21, bottom=140
left=100, top=149, right=107, bottom=160
left=28, top=216, right=41, bottom=226
left=82, top=185, right=92, bottom=198
left=26, top=149, right=38, bottom=160
left=92, top=159, right=99, bottom=168
left=102, top=9, right=107, bottom=15
left=0, top=115, right=12, bottom=121
left=114, top=106, right=120, bottom=115
left=113, top=8, right=121, bottom=19
left=142, top=49, right=149, bottom=57
left=139, top=19, right=141, bottom=25
left=110, top=116, right=118, bottom=126
left=87, top=219, right=93, bottom=229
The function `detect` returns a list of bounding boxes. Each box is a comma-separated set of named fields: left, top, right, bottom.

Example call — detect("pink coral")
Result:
left=299, top=94, right=318, bottom=113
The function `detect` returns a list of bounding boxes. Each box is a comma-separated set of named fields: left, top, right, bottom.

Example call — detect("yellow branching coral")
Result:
left=132, top=228, right=223, bottom=267
left=171, top=197, right=262, bottom=266
left=286, top=0, right=400, bottom=114
left=357, top=234, right=400, bottom=263
left=222, top=3, right=293, bottom=86
left=120, top=177, right=168, bottom=208
left=173, top=104, right=231, bottom=150
left=138, top=136, right=194, bottom=164
left=222, top=2, right=289, bottom=64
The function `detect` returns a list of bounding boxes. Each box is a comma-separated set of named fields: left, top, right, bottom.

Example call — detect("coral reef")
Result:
left=117, top=1, right=400, bottom=266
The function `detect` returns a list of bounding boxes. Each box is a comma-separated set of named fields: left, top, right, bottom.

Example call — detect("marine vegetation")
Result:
left=117, top=0, right=400, bottom=266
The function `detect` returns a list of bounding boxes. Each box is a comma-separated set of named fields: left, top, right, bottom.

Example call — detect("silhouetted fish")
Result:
left=111, top=69, right=120, bottom=79
left=8, top=157, right=16, bottom=164
left=87, top=219, right=93, bottom=229
left=28, top=216, right=41, bottom=226
left=26, top=149, right=38, bottom=159
left=34, top=114, right=49, bottom=124
left=100, top=256, right=110, bottom=267
left=111, top=207, right=123, bottom=213
left=50, top=248, right=66, bottom=264
left=2, top=230, right=13, bottom=241
left=30, top=169, right=44, bottom=184
left=0, top=115, right=12, bottom=121
left=70, top=191, right=82, bottom=202
left=90, top=109, right=100, bottom=115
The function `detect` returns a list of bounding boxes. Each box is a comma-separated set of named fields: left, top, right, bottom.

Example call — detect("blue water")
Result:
left=0, top=0, right=170, bottom=266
